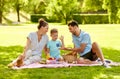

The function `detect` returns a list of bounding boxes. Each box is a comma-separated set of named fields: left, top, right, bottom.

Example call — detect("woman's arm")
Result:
left=44, top=45, right=50, bottom=59
left=44, top=45, right=48, bottom=55
left=22, top=38, right=31, bottom=55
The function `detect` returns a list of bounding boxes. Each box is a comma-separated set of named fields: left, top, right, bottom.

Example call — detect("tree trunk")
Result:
left=17, top=4, right=20, bottom=22
left=0, top=11, right=2, bottom=24
left=0, top=0, right=2, bottom=24
left=108, top=9, right=112, bottom=24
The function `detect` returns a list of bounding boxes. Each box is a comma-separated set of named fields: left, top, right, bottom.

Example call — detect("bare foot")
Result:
left=16, top=56, right=23, bottom=67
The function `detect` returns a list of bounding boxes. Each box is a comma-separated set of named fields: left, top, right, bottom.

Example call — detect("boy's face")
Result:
left=51, top=32, right=58, bottom=41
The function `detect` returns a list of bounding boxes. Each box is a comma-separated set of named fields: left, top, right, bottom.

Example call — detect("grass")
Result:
left=0, top=24, right=120, bottom=79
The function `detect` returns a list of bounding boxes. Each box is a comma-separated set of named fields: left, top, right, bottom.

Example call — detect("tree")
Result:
left=10, top=0, right=27, bottom=22
left=23, top=0, right=48, bottom=14
left=0, top=0, right=3, bottom=24
left=46, top=0, right=80, bottom=24
left=0, top=0, right=10, bottom=24
left=82, top=0, right=103, bottom=12
left=102, top=0, right=120, bottom=23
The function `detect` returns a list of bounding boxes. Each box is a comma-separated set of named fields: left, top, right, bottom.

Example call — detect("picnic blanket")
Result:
left=12, top=59, right=120, bottom=69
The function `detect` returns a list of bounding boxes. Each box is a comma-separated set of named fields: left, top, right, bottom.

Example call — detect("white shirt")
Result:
left=27, top=32, right=48, bottom=56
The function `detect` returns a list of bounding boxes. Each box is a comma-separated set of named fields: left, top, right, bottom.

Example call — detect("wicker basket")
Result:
left=62, top=52, right=77, bottom=63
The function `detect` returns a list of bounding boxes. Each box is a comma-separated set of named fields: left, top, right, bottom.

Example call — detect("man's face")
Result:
left=68, top=25, right=76, bottom=35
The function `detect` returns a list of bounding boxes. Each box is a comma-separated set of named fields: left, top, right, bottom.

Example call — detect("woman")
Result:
left=8, top=18, right=49, bottom=67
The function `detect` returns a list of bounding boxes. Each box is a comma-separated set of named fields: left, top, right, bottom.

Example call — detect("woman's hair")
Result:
left=68, top=20, right=78, bottom=27
left=38, top=18, right=48, bottom=29
left=50, top=28, right=58, bottom=34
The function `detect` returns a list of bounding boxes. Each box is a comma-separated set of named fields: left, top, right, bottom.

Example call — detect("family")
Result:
left=8, top=18, right=111, bottom=68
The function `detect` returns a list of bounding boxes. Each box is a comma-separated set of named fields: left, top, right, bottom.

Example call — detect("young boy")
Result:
left=47, top=28, right=64, bottom=61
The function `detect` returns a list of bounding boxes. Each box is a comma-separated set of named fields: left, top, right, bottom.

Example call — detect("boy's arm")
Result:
left=59, top=35, right=65, bottom=49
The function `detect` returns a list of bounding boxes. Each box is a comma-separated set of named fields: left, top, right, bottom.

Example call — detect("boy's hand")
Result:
left=59, top=47, right=66, bottom=50
left=59, top=35, right=64, bottom=41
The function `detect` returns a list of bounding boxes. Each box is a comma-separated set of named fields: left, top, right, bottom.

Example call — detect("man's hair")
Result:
left=50, top=28, right=58, bottom=34
left=68, top=20, right=78, bottom=27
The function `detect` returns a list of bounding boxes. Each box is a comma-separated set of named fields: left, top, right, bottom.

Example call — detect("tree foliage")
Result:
left=0, top=0, right=120, bottom=24
left=82, top=0, right=103, bottom=12
left=0, top=0, right=11, bottom=24
left=10, top=0, right=28, bottom=22
left=23, top=0, right=48, bottom=14
left=45, top=0, right=80, bottom=24
left=102, top=0, right=120, bottom=23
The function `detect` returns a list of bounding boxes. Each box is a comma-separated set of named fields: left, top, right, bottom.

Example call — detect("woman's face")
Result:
left=41, top=25, right=49, bottom=34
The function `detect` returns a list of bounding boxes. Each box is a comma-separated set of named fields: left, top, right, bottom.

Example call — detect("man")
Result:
left=64, top=20, right=111, bottom=68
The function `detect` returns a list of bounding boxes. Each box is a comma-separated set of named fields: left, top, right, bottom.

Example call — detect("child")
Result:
left=46, top=28, right=64, bottom=61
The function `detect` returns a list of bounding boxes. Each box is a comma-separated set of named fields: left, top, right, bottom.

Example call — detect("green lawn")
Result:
left=0, top=24, right=120, bottom=79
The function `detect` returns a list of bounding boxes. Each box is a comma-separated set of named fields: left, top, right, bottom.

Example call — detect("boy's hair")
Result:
left=50, top=28, right=58, bottom=34
left=68, top=20, right=78, bottom=27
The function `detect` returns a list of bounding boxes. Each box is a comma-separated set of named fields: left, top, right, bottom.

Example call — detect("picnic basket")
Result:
left=62, top=52, right=77, bottom=63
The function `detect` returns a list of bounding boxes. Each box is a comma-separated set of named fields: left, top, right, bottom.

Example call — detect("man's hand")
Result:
left=66, top=51, right=77, bottom=56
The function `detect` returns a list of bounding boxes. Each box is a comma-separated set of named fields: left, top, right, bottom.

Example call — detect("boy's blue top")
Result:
left=47, top=40, right=62, bottom=58
left=72, top=30, right=92, bottom=56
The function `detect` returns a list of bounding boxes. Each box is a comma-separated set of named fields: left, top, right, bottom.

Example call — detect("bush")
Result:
left=30, top=14, right=60, bottom=23
left=31, top=14, right=48, bottom=23
left=73, top=14, right=109, bottom=24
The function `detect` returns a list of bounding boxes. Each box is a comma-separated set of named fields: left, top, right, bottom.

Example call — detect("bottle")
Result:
left=46, top=53, right=50, bottom=59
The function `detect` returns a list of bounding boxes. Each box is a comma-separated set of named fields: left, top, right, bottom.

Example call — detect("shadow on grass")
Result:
left=102, top=47, right=120, bottom=62
left=0, top=46, right=120, bottom=79
left=0, top=46, right=23, bottom=65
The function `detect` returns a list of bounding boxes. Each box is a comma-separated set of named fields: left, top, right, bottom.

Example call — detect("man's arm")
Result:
left=73, top=43, right=86, bottom=53
left=64, top=43, right=87, bottom=54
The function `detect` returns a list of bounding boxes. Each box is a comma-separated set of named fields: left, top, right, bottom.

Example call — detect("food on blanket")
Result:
left=46, top=57, right=56, bottom=64
left=46, top=59, right=56, bottom=64
left=48, top=57, right=55, bottom=60
left=46, top=53, right=56, bottom=60
left=39, top=59, right=47, bottom=64
left=46, top=53, right=50, bottom=59
left=46, top=53, right=56, bottom=64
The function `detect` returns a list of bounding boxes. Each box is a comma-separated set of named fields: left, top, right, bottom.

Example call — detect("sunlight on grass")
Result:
left=0, top=24, right=120, bottom=50
left=94, top=73, right=108, bottom=79
left=94, top=73, right=120, bottom=79
left=113, top=76, right=120, bottom=79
